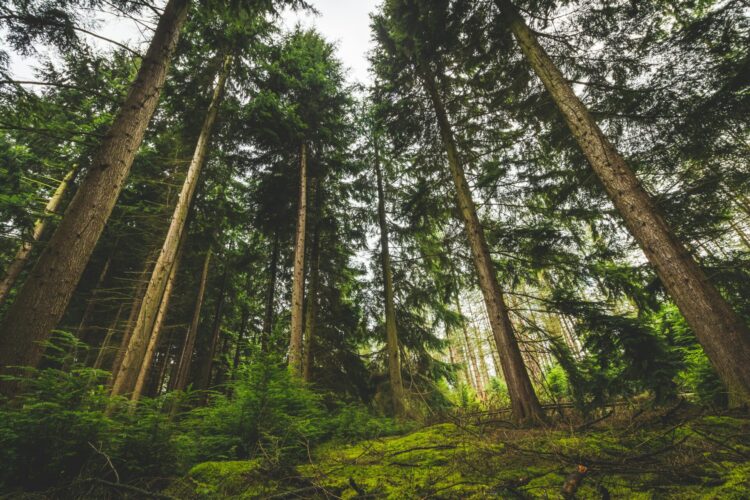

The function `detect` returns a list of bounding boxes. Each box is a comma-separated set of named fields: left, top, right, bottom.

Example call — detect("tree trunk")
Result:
left=153, top=330, right=174, bottom=397
left=77, top=254, right=112, bottom=346
left=374, top=143, right=406, bottom=416
left=110, top=248, right=158, bottom=382
left=422, top=69, right=544, bottom=423
left=289, top=143, right=308, bottom=375
left=233, top=306, right=249, bottom=373
left=111, top=55, right=231, bottom=397
left=500, top=0, right=750, bottom=401
left=93, top=303, right=125, bottom=370
left=0, top=0, right=190, bottom=396
left=446, top=323, right=471, bottom=387
left=261, top=232, right=280, bottom=352
left=148, top=333, right=172, bottom=398
left=130, top=228, right=187, bottom=401
left=194, top=264, right=229, bottom=392
left=456, top=296, right=485, bottom=398
left=0, top=164, right=80, bottom=309
left=171, top=247, right=211, bottom=392
left=302, top=178, right=321, bottom=382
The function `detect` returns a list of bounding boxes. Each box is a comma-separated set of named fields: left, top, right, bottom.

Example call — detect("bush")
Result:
left=0, top=366, right=113, bottom=491
left=0, top=335, right=184, bottom=492
left=181, top=357, right=327, bottom=464
left=325, top=402, right=412, bottom=442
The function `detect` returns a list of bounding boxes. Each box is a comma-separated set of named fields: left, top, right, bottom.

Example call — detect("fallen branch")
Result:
left=79, top=478, right=175, bottom=499
left=386, top=444, right=456, bottom=457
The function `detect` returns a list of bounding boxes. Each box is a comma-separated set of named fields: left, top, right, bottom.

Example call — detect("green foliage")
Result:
left=543, top=364, right=569, bottom=402
left=325, top=402, right=412, bottom=442
left=178, top=414, right=750, bottom=498
left=486, top=377, right=511, bottom=409
left=0, top=335, right=184, bottom=491
left=181, top=357, right=326, bottom=463
left=657, top=304, right=726, bottom=407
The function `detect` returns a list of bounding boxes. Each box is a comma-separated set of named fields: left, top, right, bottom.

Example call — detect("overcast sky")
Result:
left=282, top=0, right=380, bottom=85
left=7, top=0, right=380, bottom=84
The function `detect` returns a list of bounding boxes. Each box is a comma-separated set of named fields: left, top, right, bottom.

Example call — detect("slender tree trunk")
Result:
left=111, top=55, right=231, bottom=397
left=374, top=145, right=406, bottom=415
left=154, top=331, right=173, bottom=396
left=110, top=249, right=157, bottom=382
left=77, top=254, right=112, bottom=344
left=130, top=228, right=187, bottom=401
left=93, top=303, right=125, bottom=370
left=172, top=248, right=211, bottom=392
left=447, top=323, right=471, bottom=387
left=302, top=180, right=321, bottom=382
left=422, top=69, right=544, bottom=422
left=261, top=232, right=280, bottom=352
left=0, top=164, right=80, bottom=309
left=148, top=335, right=172, bottom=398
left=501, top=0, right=750, bottom=400
left=289, top=143, right=308, bottom=375
left=456, top=296, right=485, bottom=397
left=194, top=265, right=229, bottom=391
left=233, top=306, right=249, bottom=373
left=0, top=0, right=190, bottom=395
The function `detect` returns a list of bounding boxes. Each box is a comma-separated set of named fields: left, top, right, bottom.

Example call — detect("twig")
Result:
left=88, top=441, right=120, bottom=484
left=386, top=444, right=456, bottom=457
left=79, top=478, right=175, bottom=499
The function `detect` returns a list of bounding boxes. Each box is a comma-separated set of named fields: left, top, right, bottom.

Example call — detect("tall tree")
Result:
left=373, top=124, right=406, bottom=416
left=372, top=0, right=544, bottom=422
left=0, top=164, right=80, bottom=308
left=496, top=0, right=750, bottom=400
left=171, top=247, right=211, bottom=392
left=289, top=142, right=308, bottom=374
left=111, top=54, right=232, bottom=397
left=0, top=0, right=190, bottom=394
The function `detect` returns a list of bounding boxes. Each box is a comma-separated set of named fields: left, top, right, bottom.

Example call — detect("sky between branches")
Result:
left=6, top=0, right=380, bottom=86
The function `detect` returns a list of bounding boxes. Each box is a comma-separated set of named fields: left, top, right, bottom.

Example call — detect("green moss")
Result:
left=168, top=415, right=750, bottom=499
left=167, top=459, right=286, bottom=498
left=702, top=462, right=750, bottom=499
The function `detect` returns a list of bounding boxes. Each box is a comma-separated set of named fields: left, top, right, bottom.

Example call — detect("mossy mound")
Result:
left=171, top=411, right=750, bottom=498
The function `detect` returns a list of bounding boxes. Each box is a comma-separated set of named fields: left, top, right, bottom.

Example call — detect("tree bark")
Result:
left=456, top=295, right=485, bottom=398
left=446, top=323, right=471, bottom=387
left=93, top=303, right=125, bottom=370
left=500, top=0, right=750, bottom=401
left=77, top=254, right=112, bottom=345
left=0, top=164, right=80, bottom=309
left=171, top=247, right=211, bottom=392
left=261, top=232, right=280, bottom=352
left=302, top=178, right=321, bottom=382
left=194, top=264, right=229, bottom=391
left=289, top=143, right=308, bottom=375
left=374, top=141, right=406, bottom=416
left=111, top=55, right=231, bottom=397
left=422, top=69, right=544, bottom=422
left=110, top=248, right=157, bottom=382
left=233, top=306, right=249, bottom=373
left=130, top=228, right=187, bottom=401
left=0, top=0, right=190, bottom=396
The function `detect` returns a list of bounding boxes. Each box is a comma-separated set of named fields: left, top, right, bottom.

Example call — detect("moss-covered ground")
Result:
left=167, top=406, right=750, bottom=498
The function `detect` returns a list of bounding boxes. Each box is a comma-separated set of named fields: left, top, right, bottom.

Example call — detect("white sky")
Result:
left=282, top=0, right=380, bottom=85
left=6, top=1, right=380, bottom=85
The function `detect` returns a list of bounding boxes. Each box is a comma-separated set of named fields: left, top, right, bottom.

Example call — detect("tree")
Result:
left=0, top=0, right=190, bottom=395
left=111, top=54, right=232, bottom=398
left=372, top=0, right=544, bottom=423
left=371, top=113, right=406, bottom=417
left=496, top=0, right=750, bottom=401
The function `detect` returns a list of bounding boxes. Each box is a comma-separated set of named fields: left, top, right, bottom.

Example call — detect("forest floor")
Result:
left=168, top=404, right=750, bottom=499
